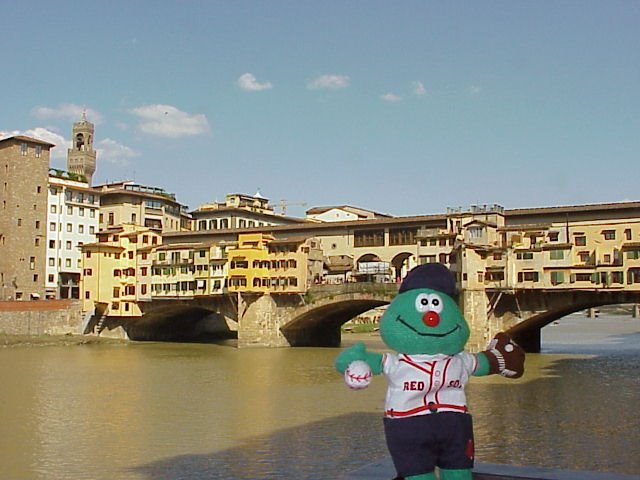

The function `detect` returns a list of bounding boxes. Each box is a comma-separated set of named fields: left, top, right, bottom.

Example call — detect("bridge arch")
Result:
left=390, top=252, right=414, bottom=282
left=280, top=290, right=395, bottom=347
left=491, top=289, right=640, bottom=352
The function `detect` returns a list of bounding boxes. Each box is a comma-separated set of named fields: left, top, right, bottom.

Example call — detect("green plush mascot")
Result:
left=335, top=263, right=524, bottom=480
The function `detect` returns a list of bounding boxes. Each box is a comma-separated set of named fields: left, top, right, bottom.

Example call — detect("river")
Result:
left=1, top=315, right=639, bottom=479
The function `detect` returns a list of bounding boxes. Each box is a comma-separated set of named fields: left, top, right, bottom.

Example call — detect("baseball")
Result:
left=344, top=360, right=373, bottom=390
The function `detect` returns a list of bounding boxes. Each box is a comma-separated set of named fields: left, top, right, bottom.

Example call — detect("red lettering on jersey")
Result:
left=403, top=381, right=425, bottom=391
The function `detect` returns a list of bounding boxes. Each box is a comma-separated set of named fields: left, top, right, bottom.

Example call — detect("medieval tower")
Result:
left=67, top=112, right=96, bottom=185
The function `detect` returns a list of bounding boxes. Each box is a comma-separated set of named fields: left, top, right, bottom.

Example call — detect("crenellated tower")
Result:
left=67, top=111, right=96, bottom=185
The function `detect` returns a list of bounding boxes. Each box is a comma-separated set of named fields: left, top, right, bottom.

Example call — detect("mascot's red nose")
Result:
left=423, top=311, right=440, bottom=328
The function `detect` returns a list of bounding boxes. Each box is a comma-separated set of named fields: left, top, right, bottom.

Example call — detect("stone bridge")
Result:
left=106, top=283, right=640, bottom=352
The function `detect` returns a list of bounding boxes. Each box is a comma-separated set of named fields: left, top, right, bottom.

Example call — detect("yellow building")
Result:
left=227, top=233, right=273, bottom=293
left=267, top=236, right=324, bottom=293
left=80, top=224, right=161, bottom=322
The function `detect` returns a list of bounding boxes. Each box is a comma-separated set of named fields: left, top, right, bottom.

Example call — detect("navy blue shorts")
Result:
left=383, top=412, right=474, bottom=477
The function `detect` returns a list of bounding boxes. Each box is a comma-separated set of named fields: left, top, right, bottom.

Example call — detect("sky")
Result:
left=2, top=1, right=639, bottom=217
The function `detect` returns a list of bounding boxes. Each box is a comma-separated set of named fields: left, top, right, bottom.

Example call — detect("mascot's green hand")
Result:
left=335, top=342, right=383, bottom=375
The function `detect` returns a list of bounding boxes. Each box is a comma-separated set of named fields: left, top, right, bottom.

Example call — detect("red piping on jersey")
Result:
left=385, top=403, right=468, bottom=417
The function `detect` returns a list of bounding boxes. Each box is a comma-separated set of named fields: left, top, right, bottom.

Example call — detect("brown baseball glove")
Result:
left=482, top=332, right=525, bottom=378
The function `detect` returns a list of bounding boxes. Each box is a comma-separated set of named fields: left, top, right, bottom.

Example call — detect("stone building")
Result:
left=0, top=136, right=54, bottom=300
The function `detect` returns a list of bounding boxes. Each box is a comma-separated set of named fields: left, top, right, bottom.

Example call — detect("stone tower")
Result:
left=67, top=112, right=96, bottom=185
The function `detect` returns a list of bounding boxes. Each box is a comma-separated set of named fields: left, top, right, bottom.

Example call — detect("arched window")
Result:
left=253, top=278, right=261, bottom=288
left=209, top=219, right=217, bottom=229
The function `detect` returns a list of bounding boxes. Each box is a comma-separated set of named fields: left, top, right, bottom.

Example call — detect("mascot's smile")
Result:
left=396, top=315, right=461, bottom=337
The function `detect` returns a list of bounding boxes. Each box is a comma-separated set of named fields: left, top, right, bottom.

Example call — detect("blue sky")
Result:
left=2, top=1, right=639, bottom=217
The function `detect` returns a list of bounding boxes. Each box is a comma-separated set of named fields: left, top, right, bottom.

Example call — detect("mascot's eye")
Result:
left=428, top=294, right=444, bottom=314
left=415, top=293, right=431, bottom=313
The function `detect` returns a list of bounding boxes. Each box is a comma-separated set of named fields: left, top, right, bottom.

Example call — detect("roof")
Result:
left=0, top=135, right=56, bottom=148
left=306, top=205, right=392, bottom=218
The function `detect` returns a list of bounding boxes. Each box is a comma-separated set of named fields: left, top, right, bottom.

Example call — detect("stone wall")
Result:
left=0, top=300, right=84, bottom=335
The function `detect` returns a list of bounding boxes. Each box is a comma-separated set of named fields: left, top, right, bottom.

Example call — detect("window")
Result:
left=141, top=284, right=147, bottom=295
left=17, top=218, right=22, bottom=227
left=85, top=291, right=90, bottom=299
left=108, top=212, right=114, bottom=225
left=79, top=207, right=85, bottom=217
left=29, top=257, right=36, bottom=270
left=35, top=145, right=42, bottom=157
left=49, top=258, right=55, bottom=266
left=550, top=271, right=565, bottom=285
left=625, top=229, right=632, bottom=241
left=65, top=259, right=71, bottom=268
left=354, top=230, right=385, bottom=247
left=67, top=223, right=73, bottom=232
left=140, top=267, right=148, bottom=276
left=50, top=205, right=57, bottom=214
left=78, top=225, right=84, bottom=234
left=516, top=251, right=534, bottom=260
left=89, top=226, right=95, bottom=234
left=113, top=287, right=120, bottom=298
left=389, top=228, right=417, bottom=246
left=89, top=209, right=95, bottom=218
left=68, top=205, right=73, bottom=215
left=517, top=271, right=539, bottom=282
left=66, top=241, right=72, bottom=250
left=578, top=251, right=590, bottom=263
left=84, top=268, right=92, bottom=276
left=627, top=250, right=640, bottom=260
left=549, top=250, right=564, bottom=260
left=548, top=231, right=559, bottom=242
left=574, top=235, right=587, bottom=246
left=486, top=270, right=505, bottom=281
left=602, top=230, right=616, bottom=240
left=20, top=143, right=28, bottom=155
left=48, top=274, right=54, bottom=283
left=50, top=222, right=56, bottom=231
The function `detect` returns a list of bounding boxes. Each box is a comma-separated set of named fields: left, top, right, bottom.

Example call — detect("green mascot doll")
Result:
left=335, top=263, right=525, bottom=480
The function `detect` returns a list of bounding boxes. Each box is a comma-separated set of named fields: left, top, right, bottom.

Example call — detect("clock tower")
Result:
left=67, top=111, right=96, bottom=185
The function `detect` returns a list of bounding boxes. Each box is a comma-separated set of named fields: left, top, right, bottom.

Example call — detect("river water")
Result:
left=1, top=315, right=639, bottom=479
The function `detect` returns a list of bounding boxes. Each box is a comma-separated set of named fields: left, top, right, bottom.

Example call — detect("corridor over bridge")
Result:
left=83, top=200, right=640, bottom=350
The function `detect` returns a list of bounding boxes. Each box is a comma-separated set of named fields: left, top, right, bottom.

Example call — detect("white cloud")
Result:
left=307, top=74, right=350, bottom=90
left=96, top=138, right=139, bottom=166
left=412, top=81, right=426, bottom=96
left=129, top=104, right=210, bottom=138
left=32, top=103, right=103, bottom=124
left=237, top=73, right=273, bottom=91
left=381, top=93, right=402, bottom=102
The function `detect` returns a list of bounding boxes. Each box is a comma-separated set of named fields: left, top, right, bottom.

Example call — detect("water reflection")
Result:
left=0, top=316, right=638, bottom=479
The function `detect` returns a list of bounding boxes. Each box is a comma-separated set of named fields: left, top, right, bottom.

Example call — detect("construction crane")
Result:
left=278, top=199, right=307, bottom=216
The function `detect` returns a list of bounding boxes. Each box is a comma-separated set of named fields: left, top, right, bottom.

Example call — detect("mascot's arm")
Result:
left=335, top=342, right=384, bottom=375
left=473, top=332, right=525, bottom=379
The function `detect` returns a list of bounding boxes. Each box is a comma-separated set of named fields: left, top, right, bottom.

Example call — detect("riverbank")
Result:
left=0, top=333, right=127, bottom=347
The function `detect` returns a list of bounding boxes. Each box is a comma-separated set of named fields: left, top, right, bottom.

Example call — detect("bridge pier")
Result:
left=237, top=294, right=291, bottom=348
left=461, top=289, right=499, bottom=352
left=633, top=304, right=640, bottom=318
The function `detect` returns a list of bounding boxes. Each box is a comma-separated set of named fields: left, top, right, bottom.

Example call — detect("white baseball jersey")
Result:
left=382, top=352, right=479, bottom=418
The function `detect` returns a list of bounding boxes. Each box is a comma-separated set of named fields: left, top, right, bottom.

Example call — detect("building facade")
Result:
left=46, top=171, right=100, bottom=299
left=96, top=181, right=189, bottom=233
left=0, top=136, right=54, bottom=300
left=191, top=192, right=305, bottom=231
left=80, top=224, right=161, bottom=322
